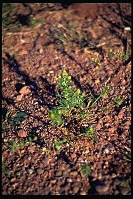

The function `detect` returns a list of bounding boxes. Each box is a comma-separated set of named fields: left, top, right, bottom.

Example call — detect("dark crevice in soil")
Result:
left=57, top=151, right=75, bottom=168
left=2, top=96, right=49, bottom=127
left=3, top=53, right=39, bottom=92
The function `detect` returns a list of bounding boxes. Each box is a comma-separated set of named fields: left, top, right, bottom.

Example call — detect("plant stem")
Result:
left=90, top=86, right=109, bottom=108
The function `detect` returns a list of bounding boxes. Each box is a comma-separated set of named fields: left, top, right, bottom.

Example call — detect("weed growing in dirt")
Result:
left=48, top=70, right=109, bottom=140
left=9, top=136, right=38, bottom=153
left=2, top=4, right=45, bottom=30
left=48, top=109, right=63, bottom=127
left=91, top=57, right=101, bottom=68
left=84, top=125, right=96, bottom=141
left=9, top=111, right=27, bottom=126
left=80, top=164, right=91, bottom=176
left=54, top=138, right=67, bottom=150
left=89, top=86, right=110, bottom=108
left=2, top=3, right=22, bottom=29
left=9, top=140, right=24, bottom=153
left=2, top=156, right=11, bottom=177
left=49, top=70, right=86, bottom=127
left=114, top=96, right=123, bottom=107
left=108, top=49, right=130, bottom=60
left=57, top=70, right=86, bottom=112
left=50, top=22, right=93, bottom=51
left=2, top=111, right=27, bottom=131
left=28, top=18, right=45, bottom=27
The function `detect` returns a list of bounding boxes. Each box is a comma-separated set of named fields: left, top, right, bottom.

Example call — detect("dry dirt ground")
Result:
left=2, top=3, right=131, bottom=195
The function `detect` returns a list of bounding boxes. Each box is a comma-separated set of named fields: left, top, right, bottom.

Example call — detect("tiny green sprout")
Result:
left=54, top=140, right=62, bottom=151
left=33, top=136, right=38, bottom=141
left=28, top=18, right=36, bottom=27
left=18, top=142, right=24, bottom=147
left=68, top=75, right=71, bottom=80
left=48, top=109, right=63, bottom=127
left=9, top=140, right=20, bottom=153
left=114, top=96, right=123, bottom=107
left=90, top=86, right=110, bottom=108
left=118, top=50, right=129, bottom=60
left=76, top=88, right=81, bottom=94
left=62, top=70, right=68, bottom=76
left=91, top=57, right=100, bottom=63
left=85, top=125, right=96, bottom=141
left=50, top=113, right=55, bottom=119
left=108, top=48, right=114, bottom=56
left=57, top=75, right=61, bottom=80
left=2, top=156, right=4, bottom=163
left=108, top=49, right=129, bottom=60
left=80, top=164, right=91, bottom=176
left=109, top=48, right=113, bottom=53
left=54, top=138, right=67, bottom=150
left=88, top=126, right=93, bottom=133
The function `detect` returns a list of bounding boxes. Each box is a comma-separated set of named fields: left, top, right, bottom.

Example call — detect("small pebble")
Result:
left=28, top=146, right=36, bottom=153
left=114, top=178, right=122, bottom=186
left=15, top=94, right=23, bottom=102
left=28, top=169, right=33, bottom=175
left=18, top=129, right=28, bottom=138
left=111, top=173, right=117, bottom=178
left=42, top=157, right=50, bottom=167
left=91, top=170, right=97, bottom=178
left=71, top=153, right=76, bottom=159
left=97, top=173, right=102, bottom=180
left=121, top=187, right=130, bottom=195
left=67, top=178, right=73, bottom=183
left=55, top=171, right=62, bottom=177
left=80, top=191, right=87, bottom=195
left=70, top=171, right=78, bottom=177
left=10, top=178, right=16, bottom=183
left=104, top=148, right=110, bottom=154
left=95, top=183, right=109, bottom=193
left=115, top=190, right=120, bottom=195
left=19, top=86, right=31, bottom=95
left=73, top=186, right=79, bottom=193
left=50, top=179, right=56, bottom=184
left=37, top=168, right=44, bottom=175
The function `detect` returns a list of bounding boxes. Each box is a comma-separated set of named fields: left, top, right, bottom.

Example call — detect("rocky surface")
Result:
left=2, top=3, right=131, bottom=195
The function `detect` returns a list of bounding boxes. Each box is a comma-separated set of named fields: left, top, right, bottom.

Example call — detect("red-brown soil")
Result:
left=2, top=3, right=131, bottom=195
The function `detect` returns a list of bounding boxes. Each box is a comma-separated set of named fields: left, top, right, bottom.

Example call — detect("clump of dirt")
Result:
left=2, top=3, right=131, bottom=195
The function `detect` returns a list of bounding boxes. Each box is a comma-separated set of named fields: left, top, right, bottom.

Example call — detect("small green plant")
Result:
left=48, top=70, right=110, bottom=140
left=2, top=3, right=22, bottom=29
left=89, top=86, right=110, bottom=108
left=9, top=140, right=23, bottom=153
left=114, top=96, right=123, bottom=107
left=54, top=138, right=67, bottom=150
left=57, top=70, right=86, bottom=112
left=80, top=164, right=91, bottom=176
left=48, top=109, right=63, bottom=127
left=118, top=51, right=129, bottom=60
left=9, top=136, right=38, bottom=153
left=2, top=156, right=11, bottom=177
left=28, top=18, right=45, bottom=27
left=25, top=136, right=38, bottom=142
left=3, top=111, right=27, bottom=129
left=49, top=70, right=87, bottom=127
left=85, top=125, right=96, bottom=141
left=108, top=49, right=130, bottom=60
left=91, top=57, right=101, bottom=66
left=9, top=111, right=27, bottom=126
left=2, top=111, right=27, bottom=132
